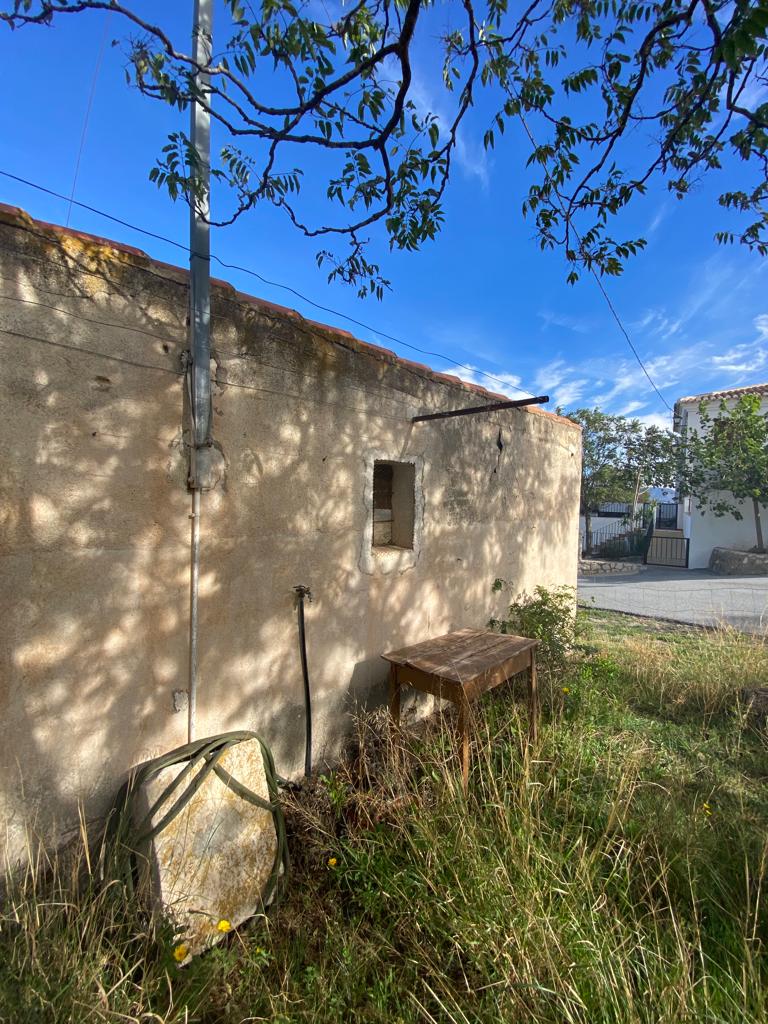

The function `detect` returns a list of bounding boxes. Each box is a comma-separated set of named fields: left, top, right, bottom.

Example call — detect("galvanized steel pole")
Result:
left=188, top=486, right=201, bottom=742
left=187, top=0, right=213, bottom=742
left=189, top=0, right=212, bottom=458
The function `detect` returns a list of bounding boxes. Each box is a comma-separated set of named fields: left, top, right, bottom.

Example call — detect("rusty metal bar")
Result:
left=411, top=394, right=549, bottom=423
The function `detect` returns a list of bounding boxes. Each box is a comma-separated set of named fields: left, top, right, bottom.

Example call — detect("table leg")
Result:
left=528, top=651, right=539, bottom=743
left=388, top=664, right=401, bottom=726
left=457, top=699, right=470, bottom=795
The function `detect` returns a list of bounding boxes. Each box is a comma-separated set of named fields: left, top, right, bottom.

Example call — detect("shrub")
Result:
left=489, top=583, right=578, bottom=673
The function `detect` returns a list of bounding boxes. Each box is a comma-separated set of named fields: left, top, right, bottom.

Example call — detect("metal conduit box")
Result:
left=132, top=737, right=278, bottom=959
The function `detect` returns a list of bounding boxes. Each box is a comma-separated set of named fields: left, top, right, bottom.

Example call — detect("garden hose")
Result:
left=102, top=731, right=289, bottom=907
left=293, top=584, right=313, bottom=778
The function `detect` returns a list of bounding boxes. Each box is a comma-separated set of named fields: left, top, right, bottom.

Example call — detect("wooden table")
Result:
left=382, top=628, right=539, bottom=792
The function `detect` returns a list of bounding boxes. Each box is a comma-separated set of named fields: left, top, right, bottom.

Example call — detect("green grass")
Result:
left=3, top=610, right=768, bottom=1023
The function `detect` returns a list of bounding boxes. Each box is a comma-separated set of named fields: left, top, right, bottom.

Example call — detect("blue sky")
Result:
left=1, top=1, right=766, bottom=429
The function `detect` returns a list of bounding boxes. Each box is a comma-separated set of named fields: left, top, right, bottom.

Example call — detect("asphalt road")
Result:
left=579, top=566, right=768, bottom=634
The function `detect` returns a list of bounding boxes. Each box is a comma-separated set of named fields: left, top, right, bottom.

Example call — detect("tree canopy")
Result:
left=567, top=407, right=677, bottom=513
left=3, top=0, right=767, bottom=295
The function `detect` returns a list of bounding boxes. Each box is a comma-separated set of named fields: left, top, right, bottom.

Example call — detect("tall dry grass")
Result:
left=1, top=611, right=767, bottom=1023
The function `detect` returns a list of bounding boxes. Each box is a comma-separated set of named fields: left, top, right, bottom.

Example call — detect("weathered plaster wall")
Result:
left=0, top=206, right=581, bottom=865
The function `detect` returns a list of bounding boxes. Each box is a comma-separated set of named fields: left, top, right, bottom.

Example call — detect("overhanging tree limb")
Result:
left=4, top=0, right=767, bottom=290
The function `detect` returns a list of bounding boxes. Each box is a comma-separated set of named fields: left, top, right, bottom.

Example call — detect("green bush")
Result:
left=489, top=583, right=578, bottom=673
left=596, top=528, right=647, bottom=559
left=598, top=538, right=628, bottom=558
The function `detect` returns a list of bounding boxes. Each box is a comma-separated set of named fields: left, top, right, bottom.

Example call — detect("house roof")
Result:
left=676, top=383, right=768, bottom=405
left=0, top=201, right=579, bottom=431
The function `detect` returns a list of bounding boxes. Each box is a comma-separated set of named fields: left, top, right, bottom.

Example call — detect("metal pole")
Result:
left=187, top=0, right=213, bottom=742
left=411, top=395, right=549, bottom=423
left=188, top=486, right=201, bottom=742
left=189, top=0, right=212, bottom=458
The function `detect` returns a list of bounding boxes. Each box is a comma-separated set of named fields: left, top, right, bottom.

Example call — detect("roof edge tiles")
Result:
left=0, top=201, right=579, bottom=430
left=676, top=383, right=768, bottom=405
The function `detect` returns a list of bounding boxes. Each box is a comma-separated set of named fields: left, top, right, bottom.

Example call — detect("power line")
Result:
left=588, top=273, right=673, bottom=412
left=0, top=168, right=537, bottom=399
left=66, top=12, right=111, bottom=227
left=0, top=327, right=417, bottom=426
left=0, top=286, right=421, bottom=414
left=510, top=99, right=673, bottom=413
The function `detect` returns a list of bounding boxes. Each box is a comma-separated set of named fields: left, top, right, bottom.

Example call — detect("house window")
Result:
left=372, top=460, right=415, bottom=549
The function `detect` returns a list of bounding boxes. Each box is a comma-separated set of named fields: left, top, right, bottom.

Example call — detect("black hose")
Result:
left=293, top=585, right=313, bottom=778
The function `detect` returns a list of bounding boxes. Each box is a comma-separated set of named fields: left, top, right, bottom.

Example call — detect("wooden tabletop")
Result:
left=382, top=627, right=537, bottom=685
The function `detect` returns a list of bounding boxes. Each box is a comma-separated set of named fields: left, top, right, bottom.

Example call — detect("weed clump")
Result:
left=490, top=582, right=581, bottom=674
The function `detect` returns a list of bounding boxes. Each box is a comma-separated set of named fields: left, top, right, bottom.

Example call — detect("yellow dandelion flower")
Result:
left=327, top=856, right=337, bottom=867
left=562, top=687, right=570, bottom=694
left=216, top=919, right=232, bottom=933
left=173, top=943, right=189, bottom=963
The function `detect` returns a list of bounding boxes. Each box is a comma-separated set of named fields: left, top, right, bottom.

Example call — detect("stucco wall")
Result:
left=678, top=398, right=768, bottom=568
left=0, top=206, right=581, bottom=865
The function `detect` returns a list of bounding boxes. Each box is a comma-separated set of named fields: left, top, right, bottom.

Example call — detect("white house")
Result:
left=674, top=383, right=768, bottom=569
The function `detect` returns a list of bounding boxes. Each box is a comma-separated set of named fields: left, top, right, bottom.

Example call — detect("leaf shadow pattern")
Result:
left=0, top=207, right=581, bottom=865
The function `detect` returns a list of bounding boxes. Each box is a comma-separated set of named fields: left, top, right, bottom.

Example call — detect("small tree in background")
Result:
left=681, top=394, right=768, bottom=552
left=567, top=409, right=677, bottom=553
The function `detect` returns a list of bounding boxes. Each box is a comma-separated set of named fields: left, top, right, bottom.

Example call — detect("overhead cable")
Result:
left=509, top=98, right=674, bottom=412
left=0, top=168, right=537, bottom=398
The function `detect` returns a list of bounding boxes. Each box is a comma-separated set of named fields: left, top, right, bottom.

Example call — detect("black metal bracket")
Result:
left=411, top=394, right=549, bottom=423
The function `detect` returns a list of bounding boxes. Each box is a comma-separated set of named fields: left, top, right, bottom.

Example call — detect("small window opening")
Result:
left=372, top=460, right=415, bottom=549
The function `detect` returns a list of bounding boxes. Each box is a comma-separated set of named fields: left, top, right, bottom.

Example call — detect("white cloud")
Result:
left=408, top=74, right=490, bottom=188
left=526, top=310, right=768, bottom=422
left=551, top=379, right=589, bottom=408
left=711, top=344, right=768, bottom=375
left=617, top=400, right=646, bottom=416
left=532, top=358, right=570, bottom=391
left=532, top=348, right=690, bottom=417
left=592, top=371, right=639, bottom=407
left=637, top=412, right=673, bottom=431
left=628, top=256, right=753, bottom=350
left=528, top=359, right=587, bottom=406
left=512, top=252, right=768, bottom=426
left=630, top=307, right=682, bottom=339
left=721, top=71, right=768, bottom=122
left=647, top=204, right=668, bottom=236
left=538, top=310, right=592, bottom=334
left=707, top=315, right=768, bottom=377
left=737, top=76, right=768, bottom=110
left=451, top=364, right=532, bottom=399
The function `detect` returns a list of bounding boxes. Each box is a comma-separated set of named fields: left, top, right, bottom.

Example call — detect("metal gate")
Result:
left=644, top=531, right=689, bottom=568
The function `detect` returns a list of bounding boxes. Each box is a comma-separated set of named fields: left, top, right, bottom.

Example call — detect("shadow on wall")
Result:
left=1, top=219, right=194, bottom=858
left=0, top=213, right=580, bottom=863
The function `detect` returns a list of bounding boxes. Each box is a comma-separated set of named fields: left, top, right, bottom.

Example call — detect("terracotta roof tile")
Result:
left=676, top=383, right=768, bottom=405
